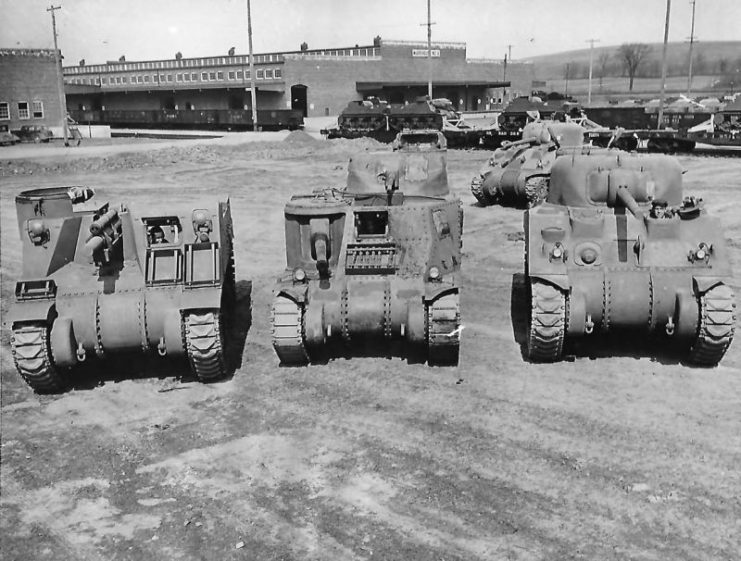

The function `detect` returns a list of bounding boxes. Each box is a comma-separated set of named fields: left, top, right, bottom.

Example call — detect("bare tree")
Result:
left=597, top=51, right=611, bottom=89
left=617, top=43, right=651, bottom=91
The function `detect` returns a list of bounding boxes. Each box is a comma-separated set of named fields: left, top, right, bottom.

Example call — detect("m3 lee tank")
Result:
left=471, top=120, right=586, bottom=208
left=271, top=130, right=462, bottom=365
left=524, top=152, right=735, bottom=364
left=7, top=187, right=235, bottom=392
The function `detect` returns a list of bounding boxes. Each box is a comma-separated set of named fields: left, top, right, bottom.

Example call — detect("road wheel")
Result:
left=33, top=135, right=41, bottom=144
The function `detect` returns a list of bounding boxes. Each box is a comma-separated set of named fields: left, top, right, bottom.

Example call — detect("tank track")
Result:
left=688, top=284, right=736, bottom=366
left=527, top=280, right=568, bottom=362
left=470, top=175, right=490, bottom=206
left=427, top=293, right=460, bottom=366
left=524, top=177, right=549, bottom=208
left=183, top=311, right=227, bottom=382
left=10, top=324, right=67, bottom=393
left=271, top=295, right=310, bottom=365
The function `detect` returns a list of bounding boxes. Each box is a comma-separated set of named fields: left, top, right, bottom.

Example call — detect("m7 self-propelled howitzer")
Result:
left=8, top=187, right=235, bottom=392
left=271, top=130, right=463, bottom=365
left=524, top=152, right=735, bottom=365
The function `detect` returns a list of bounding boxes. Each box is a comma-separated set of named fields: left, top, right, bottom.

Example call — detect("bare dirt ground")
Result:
left=1, top=134, right=740, bottom=561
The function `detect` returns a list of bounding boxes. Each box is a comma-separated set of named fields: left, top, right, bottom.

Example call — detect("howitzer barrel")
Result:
left=85, top=235, right=106, bottom=254
left=90, top=208, right=119, bottom=235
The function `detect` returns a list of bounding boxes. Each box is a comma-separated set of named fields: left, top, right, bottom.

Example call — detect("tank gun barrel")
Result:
left=615, top=186, right=644, bottom=218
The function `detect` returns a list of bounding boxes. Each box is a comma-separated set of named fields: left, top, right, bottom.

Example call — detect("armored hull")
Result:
left=524, top=153, right=735, bottom=364
left=7, top=187, right=235, bottom=392
left=471, top=121, right=586, bottom=208
left=272, top=131, right=462, bottom=365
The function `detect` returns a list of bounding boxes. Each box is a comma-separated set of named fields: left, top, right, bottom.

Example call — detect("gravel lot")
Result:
left=1, top=133, right=739, bottom=560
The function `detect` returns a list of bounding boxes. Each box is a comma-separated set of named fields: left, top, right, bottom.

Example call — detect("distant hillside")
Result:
left=526, top=41, right=741, bottom=81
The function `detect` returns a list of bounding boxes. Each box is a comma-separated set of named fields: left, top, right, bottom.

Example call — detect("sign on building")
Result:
left=412, top=49, right=440, bottom=58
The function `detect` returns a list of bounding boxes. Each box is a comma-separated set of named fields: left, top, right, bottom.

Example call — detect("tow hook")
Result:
left=76, top=343, right=86, bottom=362
left=585, top=315, right=594, bottom=335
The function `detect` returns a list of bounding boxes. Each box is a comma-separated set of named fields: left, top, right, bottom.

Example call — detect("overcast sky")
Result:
left=2, top=0, right=739, bottom=65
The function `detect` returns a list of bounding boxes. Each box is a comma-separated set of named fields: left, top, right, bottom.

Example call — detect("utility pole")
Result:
left=420, top=0, right=436, bottom=99
left=657, top=0, right=671, bottom=130
left=47, top=5, right=69, bottom=146
left=507, top=44, right=513, bottom=62
left=502, top=54, right=507, bottom=103
left=565, top=63, right=571, bottom=98
left=247, top=0, right=258, bottom=131
left=686, top=0, right=697, bottom=97
left=586, top=38, right=600, bottom=105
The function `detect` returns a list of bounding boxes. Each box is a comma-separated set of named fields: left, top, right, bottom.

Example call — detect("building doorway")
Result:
left=162, top=96, right=176, bottom=110
left=291, top=84, right=307, bottom=117
left=388, top=90, right=405, bottom=104
left=228, top=94, right=243, bottom=110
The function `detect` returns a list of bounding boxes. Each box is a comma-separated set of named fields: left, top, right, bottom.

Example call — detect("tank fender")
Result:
left=50, top=317, right=78, bottom=367
left=276, top=285, right=308, bottom=304
left=406, top=298, right=426, bottom=344
left=179, top=289, right=222, bottom=311
left=304, top=300, right=326, bottom=346
left=528, top=274, right=570, bottom=292
left=567, top=289, right=586, bottom=335
left=693, top=277, right=725, bottom=296
left=424, top=284, right=458, bottom=302
left=163, top=308, right=186, bottom=357
left=5, top=300, right=55, bottom=326
left=674, top=288, right=699, bottom=339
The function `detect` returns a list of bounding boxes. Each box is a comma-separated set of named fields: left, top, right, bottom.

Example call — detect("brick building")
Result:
left=0, top=49, right=66, bottom=131
left=63, top=39, right=533, bottom=119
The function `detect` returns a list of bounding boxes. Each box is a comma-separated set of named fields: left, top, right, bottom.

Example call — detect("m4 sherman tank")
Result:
left=471, top=120, right=586, bottom=208
left=271, top=130, right=462, bottom=365
left=7, top=187, right=235, bottom=392
left=524, top=152, right=735, bottom=365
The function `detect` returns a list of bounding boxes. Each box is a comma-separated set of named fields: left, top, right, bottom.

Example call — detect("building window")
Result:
left=137, top=75, right=144, bottom=83
left=236, top=70, right=243, bottom=80
left=18, top=102, right=30, bottom=119
left=176, top=73, right=183, bottom=82
left=228, top=71, right=235, bottom=80
left=256, top=69, right=264, bottom=79
left=201, top=72, right=208, bottom=81
left=217, top=71, right=224, bottom=80
left=131, top=75, right=135, bottom=83
left=264, top=68, right=273, bottom=79
left=183, top=73, right=190, bottom=82
left=159, top=74, right=165, bottom=82
left=0, top=102, right=9, bottom=120
left=143, top=75, right=150, bottom=83
left=32, top=101, right=44, bottom=118
left=190, top=72, right=197, bottom=81
left=244, top=69, right=250, bottom=79
left=167, top=74, right=173, bottom=82
left=101, top=77, right=107, bottom=85
left=122, top=76, right=127, bottom=84
left=274, top=68, right=282, bottom=78
left=209, top=71, right=216, bottom=80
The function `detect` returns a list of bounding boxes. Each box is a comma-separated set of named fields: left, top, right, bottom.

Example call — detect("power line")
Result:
left=686, top=0, right=698, bottom=97
left=47, top=5, right=69, bottom=146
